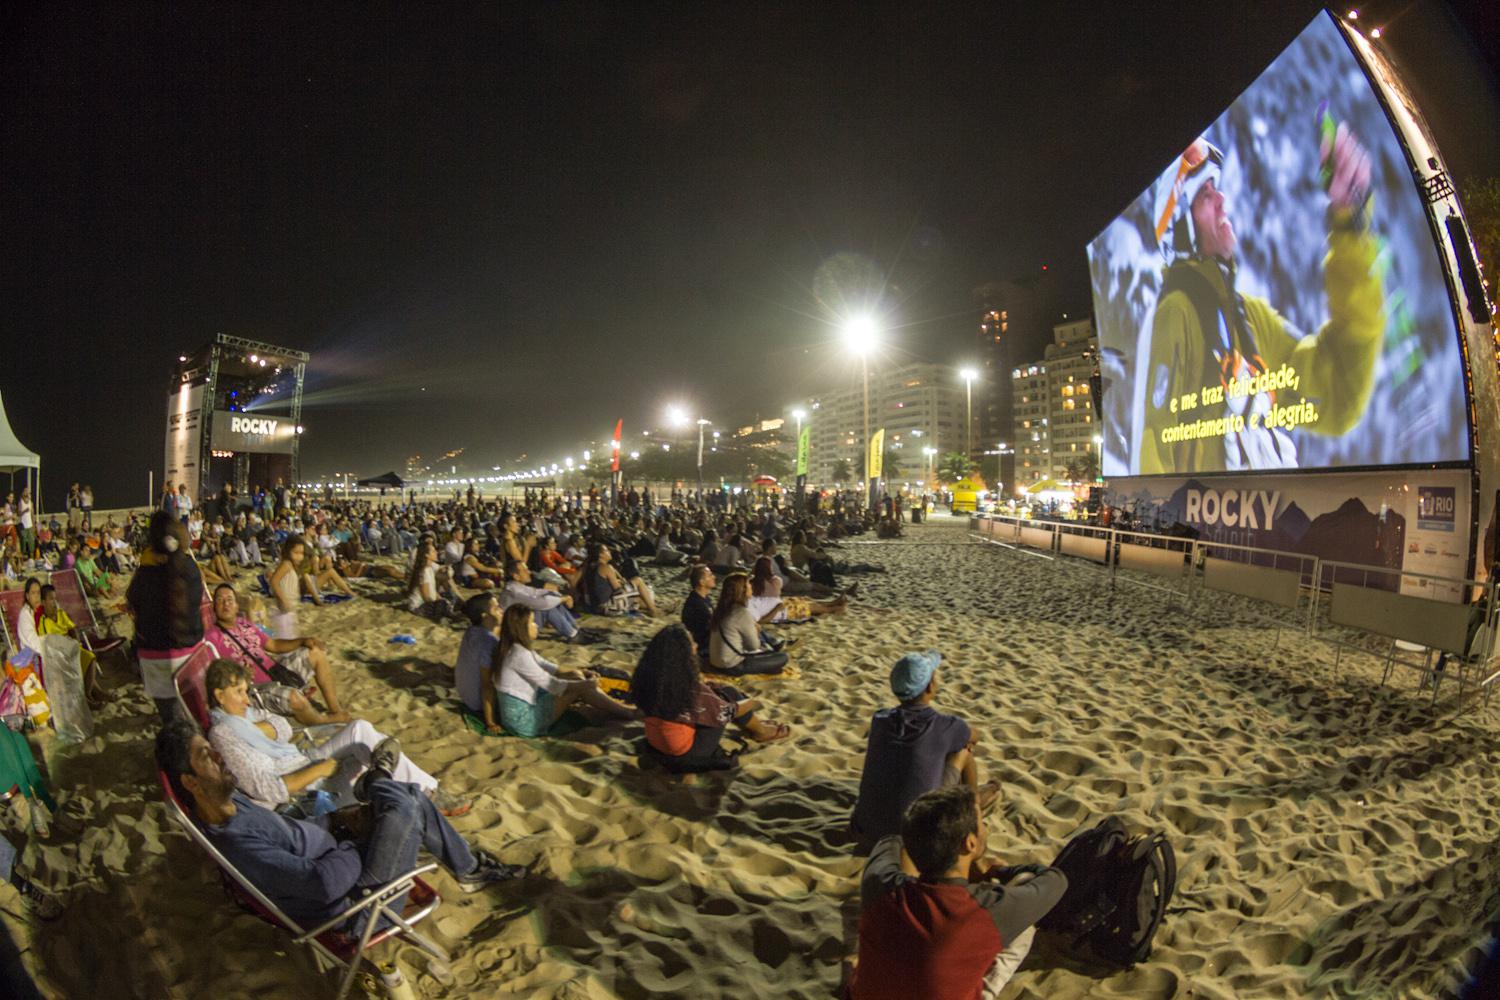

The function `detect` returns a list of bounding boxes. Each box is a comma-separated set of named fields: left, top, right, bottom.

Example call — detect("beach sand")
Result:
left=3, top=517, right=1496, bottom=998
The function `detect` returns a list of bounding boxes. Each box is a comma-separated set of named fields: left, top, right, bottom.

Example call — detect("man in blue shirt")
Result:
left=155, top=723, right=522, bottom=931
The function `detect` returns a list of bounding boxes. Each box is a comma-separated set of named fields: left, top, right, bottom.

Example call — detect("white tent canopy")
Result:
left=0, top=391, right=38, bottom=473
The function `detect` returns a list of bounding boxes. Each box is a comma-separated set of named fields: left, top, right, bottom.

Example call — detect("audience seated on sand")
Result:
left=13, top=577, right=42, bottom=656
left=74, top=537, right=113, bottom=597
left=630, top=625, right=789, bottom=773
left=490, top=605, right=635, bottom=736
left=749, top=556, right=846, bottom=623
left=155, top=722, right=521, bottom=937
left=197, top=533, right=236, bottom=588
left=34, top=584, right=109, bottom=706
left=454, top=593, right=501, bottom=717
left=202, top=658, right=469, bottom=816
left=707, top=572, right=788, bottom=676
left=578, top=542, right=662, bottom=617
left=849, top=650, right=1000, bottom=854
left=848, top=784, right=1067, bottom=1000
left=306, top=528, right=358, bottom=594
left=499, top=559, right=581, bottom=641
left=456, top=536, right=505, bottom=590
left=203, top=583, right=349, bottom=726
left=538, top=535, right=577, bottom=580
left=404, top=538, right=457, bottom=620
left=681, top=565, right=716, bottom=657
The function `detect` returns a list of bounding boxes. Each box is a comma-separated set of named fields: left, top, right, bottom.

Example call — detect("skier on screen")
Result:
left=1138, top=119, right=1384, bottom=475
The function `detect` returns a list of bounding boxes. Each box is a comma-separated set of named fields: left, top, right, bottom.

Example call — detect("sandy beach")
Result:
left=3, top=516, right=1495, bottom=998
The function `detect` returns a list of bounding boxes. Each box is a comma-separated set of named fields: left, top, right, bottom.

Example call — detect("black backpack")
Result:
left=1037, top=817, right=1176, bottom=968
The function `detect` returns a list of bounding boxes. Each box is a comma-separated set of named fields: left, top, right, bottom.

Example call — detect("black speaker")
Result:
left=1446, top=212, right=1493, bottom=325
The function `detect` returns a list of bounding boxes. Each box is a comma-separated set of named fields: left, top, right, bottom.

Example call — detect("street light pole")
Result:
left=842, top=314, right=881, bottom=511
left=861, top=354, right=871, bottom=510
left=960, top=367, right=978, bottom=468
left=696, top=418, right=710, bottom=502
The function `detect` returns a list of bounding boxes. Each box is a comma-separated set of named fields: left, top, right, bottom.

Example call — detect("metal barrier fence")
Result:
left=969, top=514, right=1500, bottom=712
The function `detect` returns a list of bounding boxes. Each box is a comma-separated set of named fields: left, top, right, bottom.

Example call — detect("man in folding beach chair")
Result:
left=154, top=722, right=525, bottom=933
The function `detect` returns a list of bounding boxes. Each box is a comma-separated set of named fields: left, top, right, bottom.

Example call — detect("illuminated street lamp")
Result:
left=959, top=366, right=979, bottom=462
left=696, top=418, right=711, bottom=501
left=842, top=315, right=881, bottom=507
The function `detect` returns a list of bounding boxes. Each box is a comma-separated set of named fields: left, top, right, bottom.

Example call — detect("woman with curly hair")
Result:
left=630, top=625, right=789, bottom=772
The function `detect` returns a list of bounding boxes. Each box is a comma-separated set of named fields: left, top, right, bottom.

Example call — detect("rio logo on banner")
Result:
left=1417, top=486, right=1456, bottom=532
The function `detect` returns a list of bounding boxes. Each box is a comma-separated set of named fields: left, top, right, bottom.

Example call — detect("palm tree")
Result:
left=1064, top=451, right=1100, bottom=485
left=831, top=457, right=853, bottom=483
left=937, top=451, right=973, bottom=483
left=881, top=447, right=903, bottom=481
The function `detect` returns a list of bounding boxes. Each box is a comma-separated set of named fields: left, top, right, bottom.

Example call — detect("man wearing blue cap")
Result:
left=849, top=650, right=999, bottom=855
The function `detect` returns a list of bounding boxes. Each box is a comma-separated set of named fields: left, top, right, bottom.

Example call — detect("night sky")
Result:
left=3, top=1, right=1496, bottom=507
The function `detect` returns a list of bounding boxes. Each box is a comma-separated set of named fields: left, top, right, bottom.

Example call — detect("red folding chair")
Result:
left=49, top=569, right=124, bottom=658
left=0, top=588, right=25, bottom=653
left=157, top=770, right=448, bottom=1000
left=172, top=644, right=219, bottom=731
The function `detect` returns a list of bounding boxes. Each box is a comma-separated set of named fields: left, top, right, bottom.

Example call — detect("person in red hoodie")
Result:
left=848, top=784, right=1067, bottom=1000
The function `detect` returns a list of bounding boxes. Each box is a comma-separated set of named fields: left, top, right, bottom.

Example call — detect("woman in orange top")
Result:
left=629, top=625, right=789, bottom=773
left=538, top=536, right=576, bottom=578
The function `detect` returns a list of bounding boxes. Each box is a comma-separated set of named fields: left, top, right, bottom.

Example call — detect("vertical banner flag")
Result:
left=610, top=419, right=623, bottom=472
left=796, top=426, right=810, bottom=477
left=868, top=428, right=885, bottom=480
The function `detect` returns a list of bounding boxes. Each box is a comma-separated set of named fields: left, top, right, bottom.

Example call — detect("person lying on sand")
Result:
left=848, top=784, right=1067, bottom=1000
left=630, top=625, right=790, bottom=772
left=491, top=605, right=636, bottom=736
left=156, top=722, right=521, bottom=937
left=849, top=650, right=1000, bottom=855
left=203, top=658, right=470, bottom=817
left=203, top=583, right=350, bottom=726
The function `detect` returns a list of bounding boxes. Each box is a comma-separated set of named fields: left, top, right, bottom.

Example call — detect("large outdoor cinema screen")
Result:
left=1089, top=12, right=1467, bottom=478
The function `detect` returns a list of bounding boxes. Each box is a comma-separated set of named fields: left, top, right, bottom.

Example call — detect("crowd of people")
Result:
left=2, top=481, right=1083, bottom=999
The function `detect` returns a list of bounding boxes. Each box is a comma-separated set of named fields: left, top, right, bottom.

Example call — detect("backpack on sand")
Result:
left=1037, top=817, right=1176, bottom=968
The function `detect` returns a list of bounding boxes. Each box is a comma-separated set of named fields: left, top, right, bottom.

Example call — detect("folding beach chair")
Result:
left=172, top=644, right=219, bottom=731
left=156, top=770, right=449, bottom=1000
left=48, top=569, right=125, bottom=659
left=0, top=587, right=24, bottom=652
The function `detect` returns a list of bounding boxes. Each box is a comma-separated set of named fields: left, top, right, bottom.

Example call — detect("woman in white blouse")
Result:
left=492, top=605, right=635, bottom=736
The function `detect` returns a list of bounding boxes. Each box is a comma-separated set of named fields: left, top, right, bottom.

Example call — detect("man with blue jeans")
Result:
left=500, top=559, right=581, bottom=640
left=154, top=723, right=522, bottom=934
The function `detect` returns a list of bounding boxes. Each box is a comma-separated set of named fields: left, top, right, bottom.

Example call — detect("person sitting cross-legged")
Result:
left=202, top=658, right=470, bottom=817
left=848, top=784, right=1068, bottom=1000
left=154, top=722, right=523, bottom=939
left=849, top=650, right=999, bottom=855
left=202, top=583, right=350, bottom=725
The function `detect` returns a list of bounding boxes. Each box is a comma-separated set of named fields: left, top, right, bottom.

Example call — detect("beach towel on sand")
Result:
left=703, top=662, right=802, bottom=684
left=462, top=709, right=589, bottom=738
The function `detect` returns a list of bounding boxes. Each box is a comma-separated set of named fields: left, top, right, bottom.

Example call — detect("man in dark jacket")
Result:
left=681, top=565, right=716, bottom=657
